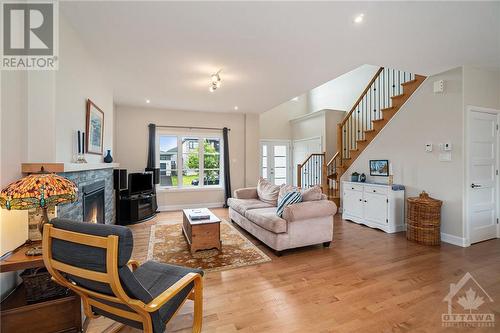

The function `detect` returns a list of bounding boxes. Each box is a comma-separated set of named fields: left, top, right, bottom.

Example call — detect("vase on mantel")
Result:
left=104, top=150, right=113, bottom=163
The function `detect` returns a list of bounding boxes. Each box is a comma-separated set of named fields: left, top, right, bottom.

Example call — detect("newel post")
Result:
left=337, top=123, right=343, bottom=166
left=321, top=153, right=327, bottom=194
left=297, top=164, right=302, bottom=188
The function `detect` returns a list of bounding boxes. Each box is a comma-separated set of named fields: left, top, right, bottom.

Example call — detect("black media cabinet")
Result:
left=117, top=190, right=157, bottom=225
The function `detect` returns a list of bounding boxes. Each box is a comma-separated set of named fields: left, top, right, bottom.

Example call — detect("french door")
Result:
left=260, top=141, right=291, bottom=186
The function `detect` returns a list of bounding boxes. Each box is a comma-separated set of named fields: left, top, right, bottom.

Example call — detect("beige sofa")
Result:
left=228, top=187, right=337, bottom=255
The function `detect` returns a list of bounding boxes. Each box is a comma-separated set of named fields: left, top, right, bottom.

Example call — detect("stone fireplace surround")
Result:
left=56, top=167, right=115, bottom=225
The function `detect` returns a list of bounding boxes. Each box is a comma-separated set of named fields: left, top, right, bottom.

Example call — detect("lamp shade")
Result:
left=0, top=173, right=78, bottom=210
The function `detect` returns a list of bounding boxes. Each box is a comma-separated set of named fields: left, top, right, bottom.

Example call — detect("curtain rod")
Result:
left=155, top=125, right=230, bottom=131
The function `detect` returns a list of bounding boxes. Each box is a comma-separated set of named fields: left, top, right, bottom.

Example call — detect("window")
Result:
left=158, top=133, right=222, bottom=189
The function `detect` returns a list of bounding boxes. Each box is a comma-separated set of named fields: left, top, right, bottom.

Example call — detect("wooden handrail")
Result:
left=298, top=152, right=325, bottom=167
left=326, top=151, right=340, bottom=167
left=340, top=67, right=384, bottom=126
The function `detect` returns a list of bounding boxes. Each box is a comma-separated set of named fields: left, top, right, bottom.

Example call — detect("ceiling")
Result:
left=61, top=1, right=500, bottom=113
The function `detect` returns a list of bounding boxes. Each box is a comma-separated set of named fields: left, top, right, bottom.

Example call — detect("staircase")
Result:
left=297, top=67, right=426, bottom=206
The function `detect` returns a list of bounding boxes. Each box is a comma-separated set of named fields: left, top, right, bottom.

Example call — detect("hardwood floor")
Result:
left=87, top=209, right=500, bottom=333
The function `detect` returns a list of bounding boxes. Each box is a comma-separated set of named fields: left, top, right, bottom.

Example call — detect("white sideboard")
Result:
left=342, top=181, right=405, bottom=233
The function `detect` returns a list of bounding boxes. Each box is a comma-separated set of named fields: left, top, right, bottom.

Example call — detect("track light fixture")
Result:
left=209, top=70, right=222, bottom=92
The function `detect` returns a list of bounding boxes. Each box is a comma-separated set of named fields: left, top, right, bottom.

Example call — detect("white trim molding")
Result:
left=158, top=202, right=225, bottom=212
left=441, top=232, right=469, bottom=247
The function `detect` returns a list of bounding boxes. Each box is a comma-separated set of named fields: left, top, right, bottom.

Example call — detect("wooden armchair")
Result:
left=42, top=219, right=203, bottom=333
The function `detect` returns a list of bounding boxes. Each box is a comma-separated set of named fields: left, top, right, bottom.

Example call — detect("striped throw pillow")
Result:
left=276, top=191, right=302, bottom=217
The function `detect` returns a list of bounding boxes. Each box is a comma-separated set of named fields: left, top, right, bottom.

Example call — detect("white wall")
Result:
left=308, top=65, right=380, bottom=113
left=55, top=16, right=114, bottom=163
left=343, top=68, right=464, bottom=238
left=260, top=94, right=307, bottom=140
left=10, top=15, right=115, bottom=164
left=463, top=66, right=500, bottom=109
left=0, top=71, right=29, bottom=300
left=115, top=106, right=259, bottom=209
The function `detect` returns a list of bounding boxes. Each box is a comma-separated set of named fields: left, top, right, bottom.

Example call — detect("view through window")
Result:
left=159, top=135, right=222, bottom=188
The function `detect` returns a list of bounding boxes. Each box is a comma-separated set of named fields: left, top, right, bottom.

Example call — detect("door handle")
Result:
left=471, top=183, right=481, bottom=188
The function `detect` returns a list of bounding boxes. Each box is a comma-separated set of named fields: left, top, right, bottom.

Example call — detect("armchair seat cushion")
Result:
left=133, top=261, right=203, bottom=333
left=227, top=198, right=274, bottom=215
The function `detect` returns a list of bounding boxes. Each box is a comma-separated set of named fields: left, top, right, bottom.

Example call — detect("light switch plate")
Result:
left=425, top=143, right=433, bottom=152
left=434, top=80, right=444, bottom=93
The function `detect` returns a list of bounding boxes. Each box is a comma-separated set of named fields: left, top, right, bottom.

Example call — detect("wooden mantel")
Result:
left=21, top=162, right=120, bottom=174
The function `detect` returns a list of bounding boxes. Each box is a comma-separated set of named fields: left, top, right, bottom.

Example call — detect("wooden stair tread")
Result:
left=357, top=139, right=367, bottom=143
left=401, top=78, right=418, bottom=86
left=364, top=129, right=376, bottom=133
left=391, top=93, right=405, bottom=99
left=372, top=118, right=384, bottom=123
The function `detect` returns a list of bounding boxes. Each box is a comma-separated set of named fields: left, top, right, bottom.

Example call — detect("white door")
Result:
left=260, top=141, right=291, bottom=186
left=343, top=189, right=363, bottom=218
left=467, top=109, right=498, bottom=244
left=364, top=192, right=388, bottom=227
left=293, top=138, right=322, bottom=186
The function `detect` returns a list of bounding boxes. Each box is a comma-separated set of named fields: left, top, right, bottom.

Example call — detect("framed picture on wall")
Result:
left=369, top=160, right=389, bottom=176
left=86, top=99, right=104, bottom=155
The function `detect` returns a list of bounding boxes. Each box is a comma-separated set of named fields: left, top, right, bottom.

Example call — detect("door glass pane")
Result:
left=274, top=156, right=286, bottom=168
left=182, top=137, right=199, bottom=186
left=274, top=178, right=286, bottom=186
left=275, top=167, right=286, bottom=178
left=159, top=136, right=178, bottom=186
left=274, top=145, right=287, bottom=157
left=261, top=144, right=268, bottom=179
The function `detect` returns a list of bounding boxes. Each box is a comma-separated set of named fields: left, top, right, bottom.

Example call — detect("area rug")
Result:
left=147, top=219, right=271, bottom=272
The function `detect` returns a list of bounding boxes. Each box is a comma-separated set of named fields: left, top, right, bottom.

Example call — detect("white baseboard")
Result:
left=158, top=202, right=225, bottom=212
left=441, top=232, right=468, bottom=247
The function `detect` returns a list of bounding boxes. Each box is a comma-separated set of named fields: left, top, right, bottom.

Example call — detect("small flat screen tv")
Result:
left=128, top=173, right=153, bottom=195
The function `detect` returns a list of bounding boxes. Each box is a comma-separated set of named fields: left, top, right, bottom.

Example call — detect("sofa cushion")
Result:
left=302, top=185, right=323, bottom=201
left=227, top=198, right=274, bottom=216
left=245, top=207, right=287, bottom=233
left=278, top=184, right=299, bottom=202
left=257, top=178, right=281, bottom=205
left=276, top=191, right=302, bottom=217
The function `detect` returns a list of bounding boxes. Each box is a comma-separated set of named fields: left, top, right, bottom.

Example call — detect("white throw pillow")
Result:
left=301, top=185, right=323, bottom=201
left=257, top=178, right=281, bottom=205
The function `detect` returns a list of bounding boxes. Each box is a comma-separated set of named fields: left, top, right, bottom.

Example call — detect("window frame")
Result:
left=156, top=130, right=224, bottom=191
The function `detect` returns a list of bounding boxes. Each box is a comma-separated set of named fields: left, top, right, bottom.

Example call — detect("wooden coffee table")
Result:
left=182, top=208, right=222, bottom=253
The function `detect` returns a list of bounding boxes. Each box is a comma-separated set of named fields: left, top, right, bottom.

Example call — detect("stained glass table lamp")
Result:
left=0, top=172, right=77, bottom=255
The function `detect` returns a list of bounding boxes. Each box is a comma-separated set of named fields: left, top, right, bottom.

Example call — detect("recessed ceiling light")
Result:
left=146, top=99, right=151, bottom=104
left=354, top=13, right=364, bottom=24
left=291, top=97, right=299, bottom=102
left=234, top=106, right=239, bottom=110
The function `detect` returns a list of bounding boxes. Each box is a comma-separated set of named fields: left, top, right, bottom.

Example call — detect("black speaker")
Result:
left=114, top=169, right=128, bottom=190
left=145, top=167, right=160, bottom=185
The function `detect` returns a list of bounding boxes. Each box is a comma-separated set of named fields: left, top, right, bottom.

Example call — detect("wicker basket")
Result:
left=20, top=267, right=69, bottom=303
left=406, top=191, right=442, bottom=245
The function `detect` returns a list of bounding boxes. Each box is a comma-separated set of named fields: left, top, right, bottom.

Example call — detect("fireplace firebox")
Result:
left=82, top=180, right=105, bottom=223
